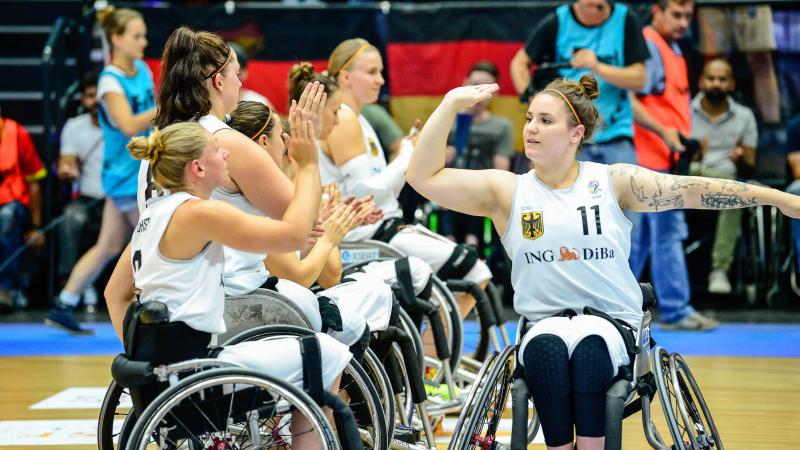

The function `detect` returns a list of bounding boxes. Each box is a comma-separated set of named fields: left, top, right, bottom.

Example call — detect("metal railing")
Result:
left=41, top=10, right=93, bottom=301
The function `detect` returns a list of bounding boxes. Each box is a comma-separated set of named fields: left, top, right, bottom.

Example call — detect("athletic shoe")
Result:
left=45, top=303, right=94, bottom=335
left=424, top=382, right=462, bottom=400
left=660, top=312, right=719, bottom=331
left=82, top=285, right=98, bottom=314
left=708, top=270, right=732, bottom=295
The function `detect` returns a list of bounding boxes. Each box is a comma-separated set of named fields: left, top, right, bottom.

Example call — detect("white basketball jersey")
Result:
left=131, top=191, right=226, bottom=334
left=210, top=187, right=270, bottom=296
left=341, top=103, right=387, bottom=175
left=501, top=162, right=643, bottom=327
left=318, top=142, right=341, bottom=186
left=137, top=114, right=231, bottom=213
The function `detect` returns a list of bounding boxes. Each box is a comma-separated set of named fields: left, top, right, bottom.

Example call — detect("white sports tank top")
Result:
left=318, top=142, right=341, bottom=186
left=501, top=161, right=643, bottom=327
left=341, top=103, right=387, bottom=175
left=210, top=187, right=270, bottom=296
left=131, top=191, right=226, bottom=334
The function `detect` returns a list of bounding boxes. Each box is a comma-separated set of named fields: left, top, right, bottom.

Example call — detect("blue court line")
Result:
left=0, top=321, right=798, bottom=358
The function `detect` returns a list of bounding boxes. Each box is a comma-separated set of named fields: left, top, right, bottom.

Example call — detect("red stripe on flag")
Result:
left=144, top=58, right=328, bottom=115
left=387, top=40, right=523, bottom=97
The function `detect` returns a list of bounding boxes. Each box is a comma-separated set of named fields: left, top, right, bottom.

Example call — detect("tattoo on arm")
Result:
left=718, top=179, right=750, bottom=192
left=649, top=174, right=685, bottom=210
left=630, top=175, right=647, bottom=202
left=671, top=176, right=710, bottom=191
left=700, top=192, right=757, bottom=209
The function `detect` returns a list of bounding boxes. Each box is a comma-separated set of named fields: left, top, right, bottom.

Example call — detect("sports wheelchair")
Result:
left=97, top=293, right=380, bottom=450
left=449, top=283, right=723, bottom=450
left=340, top=240, right=511, bottom=389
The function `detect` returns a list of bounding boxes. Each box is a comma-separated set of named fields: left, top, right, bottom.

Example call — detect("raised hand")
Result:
left=284, top=98, right=319, bottom=167
left=297, top=80, right=327, bottom=139
left=443, top=84, right=499, bottom=110
left=320, top=183, right=343, bottom=221
left=321, top=203, right=358, bottom=246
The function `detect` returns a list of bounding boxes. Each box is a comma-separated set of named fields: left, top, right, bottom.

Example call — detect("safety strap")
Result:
left=393, top=257, right=417, bottom=308
left=122, top=301, right=142, bottom=356
left=299, top=335, right=325, bottom=405
left=259, top=275, right=280, bottom=291
left=370, top=217, right=405, bottom=243
left=436, top=244, right=478, bottom=280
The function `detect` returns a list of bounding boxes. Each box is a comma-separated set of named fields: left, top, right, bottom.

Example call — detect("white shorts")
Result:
left=388, top=224, right=492, bottom=285
left=276, top=278, right=323, bottom=332
left=326, top=272, right=395, bottom=332
left=518, top=315, right=630, bottom=377
left=217, top=332, right=351, bottom=390
left=359, top=256, right=432, bottom=295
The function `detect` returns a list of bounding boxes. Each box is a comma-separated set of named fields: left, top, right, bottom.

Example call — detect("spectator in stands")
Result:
left=697, top=5, right=781, bottom=128
left=510, top=0, right=649, bottom=168
left=442, top=60, right=514, bottom=246
left=0, top=107, right=46, bottom=313
left=56, top=72, right=105, bottom=312
left=783, top=114, right=800, bottom=275
left=630, top=0, right=718, bottom=330
left=690, top=58, right=758, bottom=295
left=229, top=42, right=274, bottom=108
left=47, top=6, right=155, bottom=334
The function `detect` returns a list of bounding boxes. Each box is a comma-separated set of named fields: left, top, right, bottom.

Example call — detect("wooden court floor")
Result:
left=0, top=355, right=798, bottom=449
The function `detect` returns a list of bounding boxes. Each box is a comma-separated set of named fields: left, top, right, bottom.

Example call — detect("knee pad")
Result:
left=418, top=276, right=433, bottom=301
left=570, top=335, right=613, bottom=438
left=436, top=244, right=479, bottom=281
left=522, top=334, right=573, bottom=447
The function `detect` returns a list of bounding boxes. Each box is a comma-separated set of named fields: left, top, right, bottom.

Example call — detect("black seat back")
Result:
left=120, top=301, right=211, bottom=413
left=640, top=283, right=657, bottom=312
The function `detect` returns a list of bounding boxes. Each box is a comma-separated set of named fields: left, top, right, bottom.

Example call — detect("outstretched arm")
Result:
left=406, top=84, right=516, bottom=224
left=610, top=164, right=800, bottom=217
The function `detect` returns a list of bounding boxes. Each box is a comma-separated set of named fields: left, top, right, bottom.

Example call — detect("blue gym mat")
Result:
left=0, top=321, right=798, bottom=358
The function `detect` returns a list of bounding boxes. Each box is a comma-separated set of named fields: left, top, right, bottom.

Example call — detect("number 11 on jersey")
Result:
left=577, top=205, right=602, bottom=235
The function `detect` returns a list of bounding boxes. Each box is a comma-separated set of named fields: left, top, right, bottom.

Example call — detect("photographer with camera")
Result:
left=630, top=0, right=720, bottom=330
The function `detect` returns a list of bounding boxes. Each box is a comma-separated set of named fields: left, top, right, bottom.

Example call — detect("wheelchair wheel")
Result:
left=97, top=380, right=135, bottom=450
left=654, top=346, right=691, bottom=450
left=423, top=276, right=463, bottom=385
left=669, top=353, right=723, bottom=450
left=362, top=348, right=396, bottom=442
left=448, top=350, right=498, bottom=449
left=222, top=324, right=388, bottom=449
left=450, top=345, right=515, bottom=450
left=398, top=307, right=426, bottom=376
left=127, top=367, right=339, bottom=450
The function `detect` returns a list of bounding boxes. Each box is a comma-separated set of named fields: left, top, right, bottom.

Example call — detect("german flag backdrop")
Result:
left=136, top=3, right=566, bottom=151
left=385, top=4, right=556, bottom=151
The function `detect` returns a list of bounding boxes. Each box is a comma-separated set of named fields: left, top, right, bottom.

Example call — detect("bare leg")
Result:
left=576, top=436, right=605, bottom=450
left=746, top=51, right=781, bottom=124
left=62, top=199, right=132, bottom=295
left=547, top=443, right=574, bottom=450
left=291, top=374, right=342, bottom=449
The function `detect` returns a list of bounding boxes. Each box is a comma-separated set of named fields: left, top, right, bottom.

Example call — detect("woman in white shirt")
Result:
left=405, top=74, right=800, bottom=450
left=105, top=121, right=351, bottom=449
left=322, top=38, right=492, bottom=324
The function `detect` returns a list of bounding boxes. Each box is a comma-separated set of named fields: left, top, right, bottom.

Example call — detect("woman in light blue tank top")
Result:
left=47, top=6, right=156, bottom=335
left=406, top=74, right=800, bottom=449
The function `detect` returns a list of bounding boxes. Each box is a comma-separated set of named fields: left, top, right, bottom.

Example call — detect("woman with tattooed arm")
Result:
left=406, top=73, right=799, bottom=450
